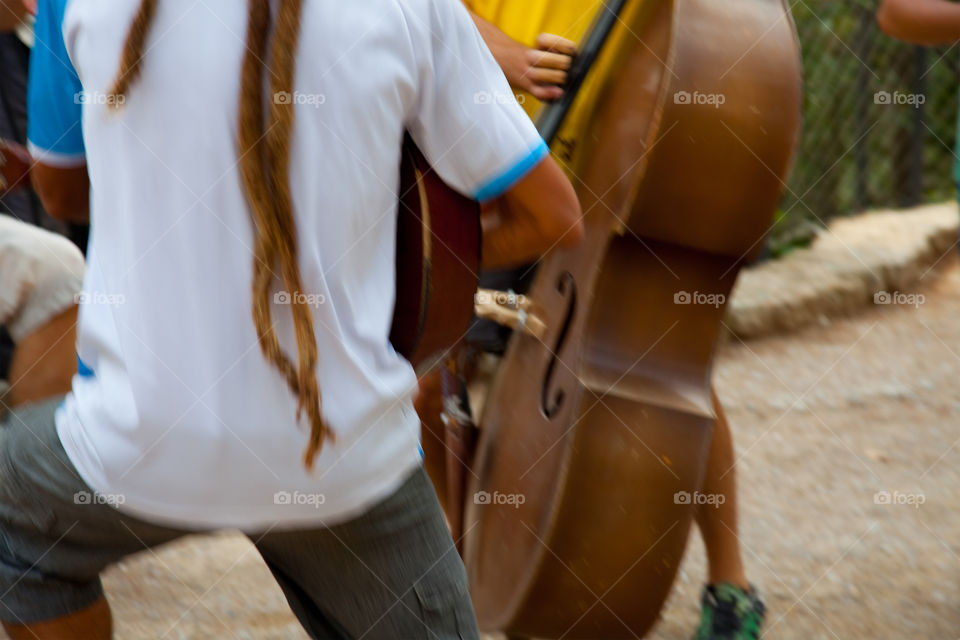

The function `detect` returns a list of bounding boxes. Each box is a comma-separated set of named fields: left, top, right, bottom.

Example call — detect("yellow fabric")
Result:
left=465, top=0, right=604, bottom=65
left=464, top=0, right=643, bottom=177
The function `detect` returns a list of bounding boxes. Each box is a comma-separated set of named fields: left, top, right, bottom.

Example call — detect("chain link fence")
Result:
left=774, top=0, right=959, bottom=253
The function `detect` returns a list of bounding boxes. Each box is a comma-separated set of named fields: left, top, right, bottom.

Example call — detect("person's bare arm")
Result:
left=0, top=140, right=31, bottom=195
left=877, top=0, right=960, bottom=45
left=31, top=164, right=90, bottom=223
left=469, top=11, right=576, bottom=102
left=1, top=141, right=89, bottom=222
left=481, top=155, right=582, bottom=270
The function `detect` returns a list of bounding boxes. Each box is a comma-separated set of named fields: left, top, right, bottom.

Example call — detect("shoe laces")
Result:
left=705, top=584, right=764, bottom=639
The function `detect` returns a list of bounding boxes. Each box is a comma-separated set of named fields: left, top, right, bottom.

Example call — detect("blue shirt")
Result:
left=27, top=0, right=85, bottom=167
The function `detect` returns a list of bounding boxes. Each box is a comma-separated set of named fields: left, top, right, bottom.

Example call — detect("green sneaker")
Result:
left=693, top=582, right=765, bottom=640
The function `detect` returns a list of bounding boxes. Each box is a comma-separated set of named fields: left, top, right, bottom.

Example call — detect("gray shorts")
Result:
left=0, top=396, right=479, bottom=639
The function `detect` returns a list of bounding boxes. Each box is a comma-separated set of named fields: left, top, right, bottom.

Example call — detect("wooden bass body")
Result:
left=461, top=1, right=803, bottom=637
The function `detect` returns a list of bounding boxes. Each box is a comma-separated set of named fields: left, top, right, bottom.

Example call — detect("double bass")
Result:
left=445, top=0, right=803, bottom=637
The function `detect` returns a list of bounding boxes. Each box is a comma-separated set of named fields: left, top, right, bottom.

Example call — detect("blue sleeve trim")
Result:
left=77, top=354, right=95, bottom=378
left=26, top=141, right=87, bottom=169
left=474, top=138, right=549, bottom=203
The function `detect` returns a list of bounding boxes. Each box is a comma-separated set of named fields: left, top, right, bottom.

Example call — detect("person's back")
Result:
left=60, top=0, right=561, bottom=529
left=1, top=0, right=580, bottom=635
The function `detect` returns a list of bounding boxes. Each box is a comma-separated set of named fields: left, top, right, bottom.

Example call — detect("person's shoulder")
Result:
left=391, top=0, right=432, bottom=11
left=390, top=0, right=457, bottom=26
left=391, top=0, right=476, bottom=47
left=39, top=0, right=72, bottom=22
left=34, top=0, right=77, bottom=45
left=325, top=0, right=432, bottom=35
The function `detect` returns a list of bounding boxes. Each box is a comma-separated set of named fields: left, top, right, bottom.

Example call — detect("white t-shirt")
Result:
left=35, top=0, right=547, bottom=531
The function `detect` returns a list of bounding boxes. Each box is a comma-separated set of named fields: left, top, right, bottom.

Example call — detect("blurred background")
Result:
left=777, top=0, right=958, bottom=254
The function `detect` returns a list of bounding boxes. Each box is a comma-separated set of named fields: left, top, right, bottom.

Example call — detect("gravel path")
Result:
left=4, top=258, right=958, bottom=639
left=653, top=255, right=960, bottom=639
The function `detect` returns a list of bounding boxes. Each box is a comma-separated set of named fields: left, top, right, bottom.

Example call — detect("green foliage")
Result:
left=773, top=0, right=959, bottom=252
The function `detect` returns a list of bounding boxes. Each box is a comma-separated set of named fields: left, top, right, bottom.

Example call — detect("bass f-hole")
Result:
left=540, top=271, right=576, bottom=419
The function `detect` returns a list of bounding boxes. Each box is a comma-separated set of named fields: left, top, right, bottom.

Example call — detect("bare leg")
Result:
left=694, top=389, right=749, bottom=590
left=6, top=305, right=77, bottom=408
left=3, top=595, right=112, bottom=640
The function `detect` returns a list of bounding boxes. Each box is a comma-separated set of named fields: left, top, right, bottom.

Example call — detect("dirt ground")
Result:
left=4, top=257, right=959, bottom=639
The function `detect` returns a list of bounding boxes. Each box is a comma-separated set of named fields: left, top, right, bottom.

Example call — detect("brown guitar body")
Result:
left=391, top=136, right=482, bottom=368
left=460, top=1, right=803, bottom=638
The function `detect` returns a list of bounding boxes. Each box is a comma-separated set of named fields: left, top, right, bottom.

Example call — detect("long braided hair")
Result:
left=108, top=0, right=332, bottom=469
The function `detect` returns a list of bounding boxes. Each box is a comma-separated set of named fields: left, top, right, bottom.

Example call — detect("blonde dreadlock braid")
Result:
left=106, top=0, right=158, bottom=100
left=109, top=0, right=332, bottom=469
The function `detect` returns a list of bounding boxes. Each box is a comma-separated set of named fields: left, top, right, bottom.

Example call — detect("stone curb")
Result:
left=726, top=202, right=959, bottom=339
